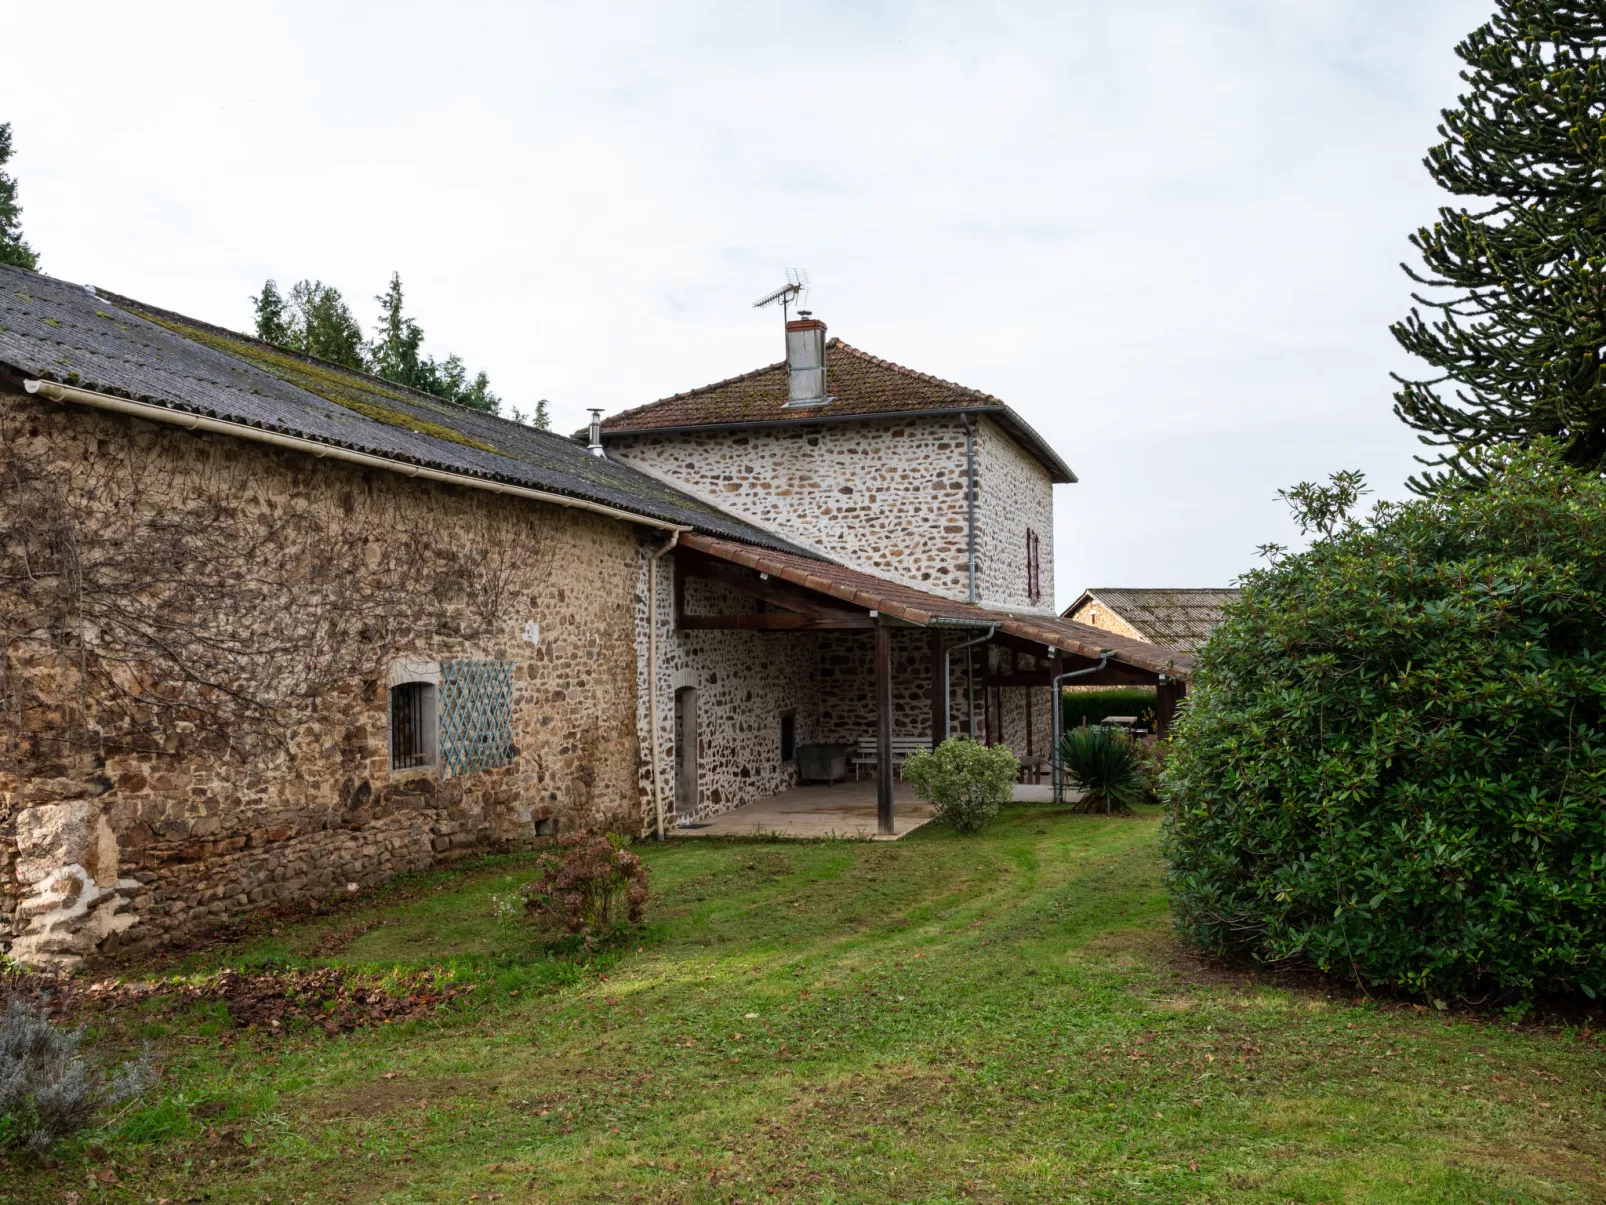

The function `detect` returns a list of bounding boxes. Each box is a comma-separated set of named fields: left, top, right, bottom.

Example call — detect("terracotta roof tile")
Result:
left=680, top=533, right=1192, bottom=679
left=599, top=338, right=1075, bottom=483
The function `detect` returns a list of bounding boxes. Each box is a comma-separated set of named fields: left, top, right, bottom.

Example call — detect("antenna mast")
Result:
left=752, top=269, right=809, bottom=322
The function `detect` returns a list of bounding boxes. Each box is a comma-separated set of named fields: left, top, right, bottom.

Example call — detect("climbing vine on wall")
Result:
left=0, top=403, right=548, bottom=777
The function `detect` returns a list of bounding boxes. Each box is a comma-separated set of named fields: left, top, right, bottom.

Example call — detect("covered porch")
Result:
left=650, top=534, right=1193, bottom=838
left=670, top=779, right=1062, bottom=840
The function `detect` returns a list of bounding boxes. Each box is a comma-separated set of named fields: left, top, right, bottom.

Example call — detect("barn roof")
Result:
left=1063, top=588, right=1241, bottom=655
left=597, top=337, right=1076, bottom=483
left=0, top=264, right=810, bottom=554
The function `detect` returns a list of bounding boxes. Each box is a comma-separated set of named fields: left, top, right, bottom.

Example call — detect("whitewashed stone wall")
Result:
left=609, top=417, right=970, bottom=602
left=634, top=562, right=822, bottom=823
left=972, top=416, right=1058, bottom=612
left=608, top=413, right=1059, bottom=613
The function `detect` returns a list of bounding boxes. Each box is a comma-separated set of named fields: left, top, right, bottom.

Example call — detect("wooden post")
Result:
left=929, top=627, right=945, bottom=750
left=1155, top=678, right=1187, bottom=738
left=877, top=622, right=895, bottom=836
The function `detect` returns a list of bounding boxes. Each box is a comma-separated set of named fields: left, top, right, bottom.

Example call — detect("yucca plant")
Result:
left=1057, top=725, right=1147, bottom=814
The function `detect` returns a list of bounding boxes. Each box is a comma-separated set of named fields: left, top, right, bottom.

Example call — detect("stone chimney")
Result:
left=784, top=312, right=828, bottom=408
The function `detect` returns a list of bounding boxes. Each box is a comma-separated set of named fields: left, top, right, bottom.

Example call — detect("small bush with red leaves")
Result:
left=520, top=832, right=649, bottom=944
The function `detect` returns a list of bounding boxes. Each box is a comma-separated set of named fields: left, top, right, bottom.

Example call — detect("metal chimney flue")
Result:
left=785, top=312, right=828, bottom=408
left=587, top=408, right=606, bottom=458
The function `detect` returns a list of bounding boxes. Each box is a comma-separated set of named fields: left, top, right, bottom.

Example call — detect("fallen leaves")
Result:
left=8, top=967, right=468, bottom=1035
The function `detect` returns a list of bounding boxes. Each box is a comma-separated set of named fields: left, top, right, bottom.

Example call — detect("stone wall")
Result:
left=635, top=561, right=822, bottom=824
left=814, top=631, right=1053, bottom=759
left=1064, top=599, right=1149, bottom=645
left=609, top=417, right=975, bottom=603
left=0, top=388, right=647, bottom=967
left=972, top=416, right=1057, bottom=612
left=607, top=413, right=1060, bottom=614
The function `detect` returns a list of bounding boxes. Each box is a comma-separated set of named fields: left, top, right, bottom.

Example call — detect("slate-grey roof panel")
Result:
left=0, top=265, right=811, bottom=555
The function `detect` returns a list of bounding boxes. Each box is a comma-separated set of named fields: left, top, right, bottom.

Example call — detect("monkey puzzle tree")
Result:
left=1392, top=2, right=1606, bottom=491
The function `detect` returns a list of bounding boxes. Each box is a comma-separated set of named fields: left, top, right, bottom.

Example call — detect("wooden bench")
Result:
left=853, top=736, right=932, bottom=780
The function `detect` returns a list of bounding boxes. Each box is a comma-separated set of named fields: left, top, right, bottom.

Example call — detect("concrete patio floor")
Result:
left=670, top=780, right=1062, bottom=841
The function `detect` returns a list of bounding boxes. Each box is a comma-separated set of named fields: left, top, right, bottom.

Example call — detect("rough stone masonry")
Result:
left=0, top=388, right=648, bottom=967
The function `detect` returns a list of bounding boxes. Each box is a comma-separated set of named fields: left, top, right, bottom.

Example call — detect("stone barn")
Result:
left=1, top=268, right=1186, bottom=967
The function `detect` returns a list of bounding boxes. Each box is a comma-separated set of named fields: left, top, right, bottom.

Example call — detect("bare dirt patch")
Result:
left=314, top=1073, right=489, bottom=1119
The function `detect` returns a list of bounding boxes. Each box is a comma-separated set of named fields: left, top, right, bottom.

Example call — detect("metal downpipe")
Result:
left=941, top=623, right=997, bottom=741
left=1051, top=651, right=1112, bottom=805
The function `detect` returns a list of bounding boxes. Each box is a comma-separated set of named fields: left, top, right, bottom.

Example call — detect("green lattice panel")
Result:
left=439, top=659, right=515, bottom=777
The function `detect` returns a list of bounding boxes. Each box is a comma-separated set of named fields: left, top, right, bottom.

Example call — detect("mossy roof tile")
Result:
left=0, top=265, right=809, bottom=553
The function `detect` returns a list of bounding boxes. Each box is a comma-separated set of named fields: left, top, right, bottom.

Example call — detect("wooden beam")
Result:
left=677, top=612, right=876, bottom=631
left=676, top=549, right=864, bottom=618
left=985, top=666, right=1160, bottom=688
left=929, top=627, right=946, bottom=749
left=876, top=622, right=894, bottom=836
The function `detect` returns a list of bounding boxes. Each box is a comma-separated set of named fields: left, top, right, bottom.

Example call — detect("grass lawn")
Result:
left=6, top=806, right=1605, bottom=1203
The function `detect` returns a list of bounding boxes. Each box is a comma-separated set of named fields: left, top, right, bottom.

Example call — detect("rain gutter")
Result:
left=23, top=379, right=694, bottom=535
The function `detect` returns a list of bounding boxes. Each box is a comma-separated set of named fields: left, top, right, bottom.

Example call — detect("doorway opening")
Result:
left=674, top=686, right=699, bottom=820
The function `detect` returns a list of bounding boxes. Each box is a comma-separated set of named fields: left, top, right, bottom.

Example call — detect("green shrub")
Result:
left=904, top=738, right=1019, bottom=834
left=1057, top=725, right=1148, bottom=813
left=1061, top=688, right=1156, bottom=732
left=1162, top=445, right=1606, bottom=1001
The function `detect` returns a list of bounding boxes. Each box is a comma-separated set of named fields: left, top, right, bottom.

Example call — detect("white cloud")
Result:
left=3, top=0, right=1495, bottom=603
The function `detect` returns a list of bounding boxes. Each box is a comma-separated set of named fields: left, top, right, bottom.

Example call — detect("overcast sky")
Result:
left=5, top=1, right=1493, bottom=608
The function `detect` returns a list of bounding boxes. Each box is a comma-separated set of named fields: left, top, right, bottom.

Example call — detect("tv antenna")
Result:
left=752, top=269, right=809, bottom=322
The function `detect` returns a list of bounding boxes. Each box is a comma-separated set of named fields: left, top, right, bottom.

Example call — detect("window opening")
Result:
left=390, top=682, right=435, bottom=770
left=780, top=712, right=797, bottom=763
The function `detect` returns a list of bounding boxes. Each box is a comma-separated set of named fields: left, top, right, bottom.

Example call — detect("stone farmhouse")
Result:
left=1062, top=588, right=1241, bottom=656
left=0, top=270, right=1188, bottom=967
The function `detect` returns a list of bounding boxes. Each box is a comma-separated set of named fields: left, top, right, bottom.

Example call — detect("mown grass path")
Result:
left=7, top=808, right=1604, bottom=1203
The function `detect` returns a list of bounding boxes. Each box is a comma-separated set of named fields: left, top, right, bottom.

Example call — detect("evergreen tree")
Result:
left=367, top=271, right=503, bottom=414
left=368, top=272, right=429, bottom=390
left=1392, top=2, right=1606, bottom=491
left=250, top=279, right=292, bottom=346
left=253, top=270, right=513, bottom=418
left=286, top=280, right=366, bottom=369
left=0, top=123, right=39, bottom=270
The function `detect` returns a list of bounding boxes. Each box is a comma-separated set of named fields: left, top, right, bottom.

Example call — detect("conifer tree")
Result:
left=1391, top=2, right=1606, bottom=491
left=369, top=272, right=429, bottom=389
left=0, top=123, right=39, bottom=270
left=250, top=280, right=292, bottom=346
left=287, top=280, right=366, bottom=369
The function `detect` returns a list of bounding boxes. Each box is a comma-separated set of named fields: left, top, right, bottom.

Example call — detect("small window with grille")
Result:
left=390, top=681, right=438, bottom=770
left=780, top=712, right=797, bottom=763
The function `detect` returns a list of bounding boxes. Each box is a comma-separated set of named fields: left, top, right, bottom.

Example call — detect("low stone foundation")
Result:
left=5, top=788, right=540, bottom=968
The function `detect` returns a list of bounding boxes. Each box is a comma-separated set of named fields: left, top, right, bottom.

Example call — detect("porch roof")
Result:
left=678, top=532, right=1192, bottom=680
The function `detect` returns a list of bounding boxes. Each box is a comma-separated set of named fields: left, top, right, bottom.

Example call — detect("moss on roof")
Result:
left=129, top=309, right=503, bottom=456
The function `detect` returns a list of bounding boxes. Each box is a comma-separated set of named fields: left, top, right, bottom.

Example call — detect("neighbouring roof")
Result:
left=596, top=337, right=1077, bottom=484
left=682, top=533, right=1191, bottom=679
left=1063, top=588, right=1241, bottom=655
left=0, top=265, right=810, bottom=554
